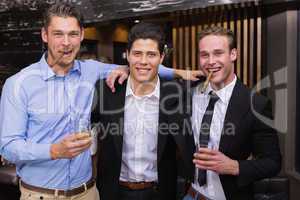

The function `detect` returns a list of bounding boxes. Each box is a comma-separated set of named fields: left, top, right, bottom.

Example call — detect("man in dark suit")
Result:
left=184, top=27, right=281, bottom=200
left=92, top=22, right=195, bottom=200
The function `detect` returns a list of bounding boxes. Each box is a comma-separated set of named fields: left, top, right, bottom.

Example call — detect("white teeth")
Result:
left=208, top=68, right=220, bottom=72
left=138, top=69, right=149, bottom=73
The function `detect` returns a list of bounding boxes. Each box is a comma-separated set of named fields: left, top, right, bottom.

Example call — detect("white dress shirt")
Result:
left=191, top=76, right=237, bottom=200
left=119, top=76, right=160, bottom=182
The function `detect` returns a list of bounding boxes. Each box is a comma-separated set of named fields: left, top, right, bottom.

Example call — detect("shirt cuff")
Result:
left=34, top=143, right=52, bottom=160
left=158, top=64, right=174, bottom=80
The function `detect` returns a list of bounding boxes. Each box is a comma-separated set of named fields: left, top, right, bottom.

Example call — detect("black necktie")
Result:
left=197, top=91, right=219, bottom=186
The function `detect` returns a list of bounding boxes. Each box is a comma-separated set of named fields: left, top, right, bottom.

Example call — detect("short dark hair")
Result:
left=127, top=22, right=165, bottom=54
left=43, top=3, right=84, bottom=29
left=198, top=26, right=236, bottom=50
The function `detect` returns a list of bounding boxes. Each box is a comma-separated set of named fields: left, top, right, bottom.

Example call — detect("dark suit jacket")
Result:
left=92, top=78, right=195, bottom=200
left=188, top=79, right=281, bottom=200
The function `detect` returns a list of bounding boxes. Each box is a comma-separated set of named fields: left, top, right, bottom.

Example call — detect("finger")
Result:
left=106, top=73, right=117, bottom=92
left=75, top=133, right=91, bottom=140
left=69, top=144, right=91, bottom=154
left=194, top=152, right=216, bottom=161
left=194, top=158, right=217, bottom=166
left=74, top=138, right=92, bottom=146
left=118, top=73, right=128, bottom=84
left=189, top=76, right=199, bottom=81
left=68, top=138, right=92, bottom=149
left=68, top=133, right=91, bottom=142
left=193, top=70, right=205, bottom=77
left=198, top=148, right=217, bottom=155
left=105, top=78, right=113, bottom=91
left=65, top=134, right=79, bottom=142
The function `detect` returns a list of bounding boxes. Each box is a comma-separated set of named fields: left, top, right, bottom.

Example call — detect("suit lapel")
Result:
left=219, top=79, right=250, bottom=154
left=157, top=79, right=179, bottom=164
left=107, top=81, right=127, bottom=159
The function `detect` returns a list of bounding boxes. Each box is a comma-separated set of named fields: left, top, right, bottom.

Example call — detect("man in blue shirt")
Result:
left=0, top=3, right=200, bottom=200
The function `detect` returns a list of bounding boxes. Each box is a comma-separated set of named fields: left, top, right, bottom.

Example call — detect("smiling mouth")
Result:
left=207, top=67, right=221, bottom=73
left=62, top=51, right=72, bottom=56
left=58, top=49, right=73, bottom=57
left=136, top=67, right=151, bottom=73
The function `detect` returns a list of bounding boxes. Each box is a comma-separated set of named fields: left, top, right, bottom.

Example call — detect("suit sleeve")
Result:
left=236, top=98, right=282, bottom=187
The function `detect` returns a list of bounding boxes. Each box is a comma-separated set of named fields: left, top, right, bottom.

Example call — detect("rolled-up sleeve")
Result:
left=158, top=64, right=174, bottom=80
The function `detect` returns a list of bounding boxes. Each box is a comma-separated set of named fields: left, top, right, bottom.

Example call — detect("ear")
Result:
left=41, top=27, right=48, bottom=43
left=80, top=28, right=85, bottom=42
left=230, top=48, right=237, bottom=62
left=159, top=53, right=165, bottom=64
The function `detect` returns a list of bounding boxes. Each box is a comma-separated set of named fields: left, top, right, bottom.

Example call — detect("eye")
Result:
left=69, top=32, right=80, bottom=37
left=214, top=50, right=224, bottom=56
left=53, top=32, right=63, bottom=37
left=148, top=52, right=157, bottom=57
left=200, top=53, right=209, bottom=59
left=133, top=51, right=142, bottom=56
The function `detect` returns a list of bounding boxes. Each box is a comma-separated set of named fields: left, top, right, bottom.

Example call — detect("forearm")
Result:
left=1, top=139, right=51, bottom=164
left=236, top=156, right=281, bottom=187
left=91, top=60, right=118, bottom=79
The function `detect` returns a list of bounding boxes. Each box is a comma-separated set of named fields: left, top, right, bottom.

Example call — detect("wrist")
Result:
left=174, top=69, right=183, bottom=78
left=50, top=144, right=60, bottom=160
left=232, top=160, right=240, bottom=176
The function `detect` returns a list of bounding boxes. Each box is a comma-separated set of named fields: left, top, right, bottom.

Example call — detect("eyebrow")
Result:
left=131, top=50, right=159, bottom=53
left=199, top=49, right=225, bottom=53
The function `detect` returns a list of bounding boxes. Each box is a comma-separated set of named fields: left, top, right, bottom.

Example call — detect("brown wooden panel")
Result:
left=184, top=22, right=190, bottom=69
left=178, top=25, right=184, bottom=69
left=171, top=2, right=262, bottom=88
left=191, top=24, right=197, bottom=70
left=215, top=6, right=222, bottom=27
left=229, top=5, right=235, bottom=32
left=222, top=5, right=228, bottom=29
left=172, top=26, right=178, bottom=68
left=256, top=7, right=262, bottom=91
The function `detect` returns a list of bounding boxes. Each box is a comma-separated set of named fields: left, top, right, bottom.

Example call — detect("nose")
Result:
left=140, top=54, right=147, bottom=65
left=208, top=55, right=216, bottom=65
left=62, top=35, right=70, bottom=46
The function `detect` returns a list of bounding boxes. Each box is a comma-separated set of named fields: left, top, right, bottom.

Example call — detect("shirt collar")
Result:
left=205, top=75, right=237, bottom=104
left=126, top=76, right=160, bottom=99
left=39, top=52, right=81, bottom=81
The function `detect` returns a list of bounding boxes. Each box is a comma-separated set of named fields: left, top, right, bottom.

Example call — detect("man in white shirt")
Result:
left=92, top=22, right=194, bottom=200
left=183, top=27, right=281, bottom=200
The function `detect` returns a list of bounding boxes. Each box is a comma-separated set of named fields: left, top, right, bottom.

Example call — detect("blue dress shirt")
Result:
left=0, top=54, right=173, bottom=190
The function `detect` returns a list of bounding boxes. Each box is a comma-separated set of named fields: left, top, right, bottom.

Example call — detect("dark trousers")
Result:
left=119, top=185, right=160, bottom=200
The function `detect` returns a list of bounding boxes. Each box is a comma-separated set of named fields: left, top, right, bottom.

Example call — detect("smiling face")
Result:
left=127, top=38, right=164, bottom=86
left=198, top=35, right=237, bottom=90
left=42, top=16, right=84, bottom=71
